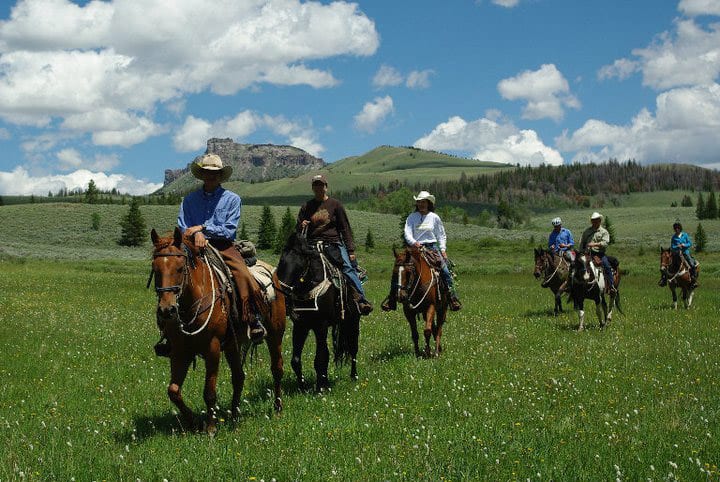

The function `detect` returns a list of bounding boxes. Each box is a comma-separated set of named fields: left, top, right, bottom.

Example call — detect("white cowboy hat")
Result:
left=413, top=190, right=436, bottom=204
left=190, top=153, right=232, bottom=182
left=590, top=212, right=603, bottom=220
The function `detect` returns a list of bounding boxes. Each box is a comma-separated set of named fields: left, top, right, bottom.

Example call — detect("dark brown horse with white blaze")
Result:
left=660, top=248, right=698, bottom=309
left=275, top=232, right=360, bottom=392
left=533, top=248, right=570, bottom=315
left=569, top=252, right=622, bottom=330
left=150, top=228, right=286, bottom=435
left=392, top=246, right=448, bottom=358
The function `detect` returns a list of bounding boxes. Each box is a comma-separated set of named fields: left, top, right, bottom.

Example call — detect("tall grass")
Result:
left=0, top=253, right=718, bottom=480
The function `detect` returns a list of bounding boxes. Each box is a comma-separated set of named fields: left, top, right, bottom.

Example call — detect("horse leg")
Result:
left=348, top=314, right=360, bottom=381
left=223, top=334, right=248, bottom=421
left=265, top=299, right=286, bottom=412
left=598, top=296, right=608, bottom=329
left=167, top=355, right=195, bottom=431
left=435, top=309, right=446, bottom=356
left=291, top=321, right=311, bottom=391
left=201, top=338, right=222, bottom=436
left=423, top=306, right=436, bottom=358
left=405, top=308, right=421, bottom=357
left=554, top=290, right=562, bottom=316
left=313, top=322, right=331, bottom=392
left=573, top=294, right=585, bottom=331
left=687, top=286, right=695, bottom=308
left=670, top=284, right=678, bottom=310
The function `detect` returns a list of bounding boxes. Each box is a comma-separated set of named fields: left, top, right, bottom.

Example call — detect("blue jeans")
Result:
left=338, top=244, right=367, bottom=300
left=600, top=254, right=614, bottom=288
left=423, top=243, right=455, bottom=290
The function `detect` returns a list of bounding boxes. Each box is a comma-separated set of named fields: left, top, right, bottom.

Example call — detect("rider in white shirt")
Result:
left=382, top=191, right=462, bottom=312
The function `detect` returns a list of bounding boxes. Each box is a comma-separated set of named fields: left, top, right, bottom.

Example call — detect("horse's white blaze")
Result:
left=397, top=266, right=404, bottom=297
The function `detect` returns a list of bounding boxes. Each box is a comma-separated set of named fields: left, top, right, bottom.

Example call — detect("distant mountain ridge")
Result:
left=160, top=138, right=325, bottom=193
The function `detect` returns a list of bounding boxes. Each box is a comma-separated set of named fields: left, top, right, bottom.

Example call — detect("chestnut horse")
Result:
left=533, top=248, right=570, bottom=315
left=660, top=248, right=698, bottom=309
left=392, top=246, right=448, bottom=357
left=150, top=228, right=285, bottom=435
left=276, top=232, right=360, bottom=392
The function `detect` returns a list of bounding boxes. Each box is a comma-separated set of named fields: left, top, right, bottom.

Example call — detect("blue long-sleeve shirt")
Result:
left=548, top=227, right=574, bottom=254
left=177, top=186, right=241, bottom=241
left=670, top=231, right=692, bottom=256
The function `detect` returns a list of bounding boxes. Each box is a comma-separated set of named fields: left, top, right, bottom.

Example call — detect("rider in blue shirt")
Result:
left=661, top=221, right=698, bottom=288
left=548, top=217, right=574, bottom=261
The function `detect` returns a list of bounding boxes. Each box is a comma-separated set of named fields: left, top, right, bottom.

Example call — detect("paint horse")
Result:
left=659, top=247, right=698, bottom=309
left=391, top=246, right=449, bottom=357
left=276, top=232, right=360, bottom=392
left=569, top=251, right=622, bottom=331
left=150, top=228, right=286, bottom=435
left=533, top=247, right=571, bottom=315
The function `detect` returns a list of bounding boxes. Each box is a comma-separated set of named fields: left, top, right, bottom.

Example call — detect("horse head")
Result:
left=276, top=232, right=321, bottom=295
left=659, top=247, right=681, bottom=275
left=572, top=252, right=594, bottom=284
left=150, top=227, right=190, bottom=327
left=533, top=248, right=549, bottom=280
left=394, top=246, right=421, bottom=304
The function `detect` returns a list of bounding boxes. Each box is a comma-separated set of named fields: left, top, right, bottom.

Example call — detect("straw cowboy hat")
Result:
left=413, top=190, right=436, bottom=204
left=590, top=212, right=603, bottom=221
left=191, top=153, right=232, bottom=182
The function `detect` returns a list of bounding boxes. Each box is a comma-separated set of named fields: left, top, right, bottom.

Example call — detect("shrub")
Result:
left=695, top=223, right=707, bottom=253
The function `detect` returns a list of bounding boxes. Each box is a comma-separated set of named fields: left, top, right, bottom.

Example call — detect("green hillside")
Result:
left=172, top=146, right=511, bottom=204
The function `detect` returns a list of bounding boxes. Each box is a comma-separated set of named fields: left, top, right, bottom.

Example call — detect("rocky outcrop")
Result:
left=163, top=138, right=325, bottom=188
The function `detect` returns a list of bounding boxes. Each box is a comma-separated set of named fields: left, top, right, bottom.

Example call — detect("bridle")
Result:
left=660, top=250, right=687, bottom=283
left=149, top=244, right=218, bottom=336
left=397, top=248, right=437, bottom=310
left=538, top=251, right=567, bottom=287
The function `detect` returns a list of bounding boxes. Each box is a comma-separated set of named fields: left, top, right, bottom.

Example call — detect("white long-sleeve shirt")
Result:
left=404, top=211, right=447, bottom=251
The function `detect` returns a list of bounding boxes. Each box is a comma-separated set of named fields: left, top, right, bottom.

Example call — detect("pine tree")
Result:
left=681, top=194, right=693, bottom=207
left=695, top=223, right=707, bottom=252
left=603, top=215, right=616, bottom=244
left=365, top=228, right=375, bottom=252
left=239, top=222, right=249, bottom=240
left=256, top=205, right=277, bottom=250
left=118, top=197, right=147, bottom=246
left=85, top=179, right=99, bottom=204
left=706, top=191, right=718, bottom=219
left=91, top=212, right=101, bottom=231
left=274, top=207, right=296, bottom=254
left=696, top=193, right=706, bottom=219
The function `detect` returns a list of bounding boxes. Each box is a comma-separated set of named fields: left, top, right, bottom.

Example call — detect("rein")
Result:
left=541, top=253, right=567, bottom=287
left=151, top=246, right=220, bottom=336
left=399, top=248, right=438, bottom=310
left=661, top=252, right=688, bottom=283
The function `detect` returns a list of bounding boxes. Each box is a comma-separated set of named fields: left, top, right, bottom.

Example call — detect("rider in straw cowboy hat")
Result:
left=579, top=211, right=616, bottom=294
left=381, top=190, right=462, bottom=312
left=154, top=154, right=267, bottom=356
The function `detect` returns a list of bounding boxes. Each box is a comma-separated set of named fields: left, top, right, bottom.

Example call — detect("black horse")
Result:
left=275, top=232, right=360, bottom=392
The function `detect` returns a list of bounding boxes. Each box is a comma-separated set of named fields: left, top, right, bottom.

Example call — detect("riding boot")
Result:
left=690, top=267, right=699, bottom=288
left=605, top=273, right=617, bottom=294
left=352, top=287, right=373, bottom=315
left=449, top=287, right=462, bottom=311
left=154, top=337, right=171, bottom=357
left=381, top=292, right=397, bottom=311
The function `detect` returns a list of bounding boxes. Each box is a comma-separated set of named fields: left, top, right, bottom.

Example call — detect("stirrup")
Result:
left=154, top=339, right=171, bottom=357
left=250, top=322, right=267, bottom=345
left=449, top=296, right=462, bottom=311
left=358, top=299, right=373, bottom=316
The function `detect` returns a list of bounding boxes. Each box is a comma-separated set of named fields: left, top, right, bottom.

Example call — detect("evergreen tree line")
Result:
left=694, top=191, right=720, bottom=220
left=337, top=161, right=720, bottom=216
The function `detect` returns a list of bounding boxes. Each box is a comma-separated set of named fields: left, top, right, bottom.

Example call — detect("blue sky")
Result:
left=1, top=0, right=719, bottom=195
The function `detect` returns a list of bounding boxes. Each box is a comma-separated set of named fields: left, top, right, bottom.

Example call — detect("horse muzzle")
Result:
left=156, top=303, right=179, bottom=324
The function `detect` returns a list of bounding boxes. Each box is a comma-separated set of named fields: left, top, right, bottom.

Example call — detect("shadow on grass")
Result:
left=369, top=342, right=416, bottom=362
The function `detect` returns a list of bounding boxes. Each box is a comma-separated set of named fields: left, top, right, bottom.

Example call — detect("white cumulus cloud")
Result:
left=0, top=0, right=379, bottom=150
left=173, top=110, right=324, bottom=157
left=678, top=0, right=720, bottom=16
left=498, top=64, right=580, bottom=121
left=353, top=96, right=394, bottom=133
left=373, top=65, right=403, bottom=88
left=414, top=115, right=563, bottom=166
left=0, top=166, right=161, bottom=195
left=600, top=18, right=720, bottom=90
left=406, top=69, right=434, bottom=89
left=556, top=83, right=720, bottom=165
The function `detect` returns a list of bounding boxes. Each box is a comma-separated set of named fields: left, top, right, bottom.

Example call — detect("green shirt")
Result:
left=580, top=225, right=610, bottom=253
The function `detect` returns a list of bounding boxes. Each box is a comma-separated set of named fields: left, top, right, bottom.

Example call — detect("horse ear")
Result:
left=393, top=246, right=398, bottom=258
left=151, top=228, right=159, bottom=245
left=173, top=227, right=183, bottom=247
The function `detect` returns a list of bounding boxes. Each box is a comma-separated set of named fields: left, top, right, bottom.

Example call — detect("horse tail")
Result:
left=332, top=287, right=360, bottom=367
left=614, top=290, right=623, bottom=314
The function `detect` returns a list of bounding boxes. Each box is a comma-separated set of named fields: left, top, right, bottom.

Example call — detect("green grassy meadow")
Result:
left=1, top=197, right=719, bottom=480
